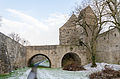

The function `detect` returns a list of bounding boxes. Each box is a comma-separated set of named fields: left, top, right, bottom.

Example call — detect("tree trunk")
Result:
left=91, top=52, right=97, bottom=67
left=91, top=37, right=97, bottom=67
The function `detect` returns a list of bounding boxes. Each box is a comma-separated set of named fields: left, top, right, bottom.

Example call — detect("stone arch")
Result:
left=61, top=52, right=81, bottom=67
left=28, top=54, right=51, bottom=67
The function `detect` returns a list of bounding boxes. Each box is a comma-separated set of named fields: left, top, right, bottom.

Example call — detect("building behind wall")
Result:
left=59, top=6, right=120, bottom=64
left=59, top=6, right=97, bottom=46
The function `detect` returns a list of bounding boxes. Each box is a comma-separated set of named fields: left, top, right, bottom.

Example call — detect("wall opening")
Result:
left=28, top=54, right=51, bottom=68
left=61, top=52, right=81, bottom=67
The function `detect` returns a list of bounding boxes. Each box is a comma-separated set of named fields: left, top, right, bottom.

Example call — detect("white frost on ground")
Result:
left=37, top=68, right=89, bottom=79
left=8, top=68, right=31, bottom=79
left=5, top=63, right=120, bottom=79
left=84, top=63, right=120, bottom=72
left=37, top=63, right=120, bottom=79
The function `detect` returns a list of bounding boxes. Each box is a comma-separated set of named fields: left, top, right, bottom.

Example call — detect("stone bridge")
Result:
left=26, top=45, right=89, bottom=68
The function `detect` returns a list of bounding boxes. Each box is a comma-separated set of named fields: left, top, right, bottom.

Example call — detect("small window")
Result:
left=104, top=37, right=106, bottom=40
left=116, top=45, right=118, bottom=47
left=115, top=33, right=117, bottom=37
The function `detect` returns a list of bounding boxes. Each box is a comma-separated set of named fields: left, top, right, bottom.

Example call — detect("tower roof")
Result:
left=60, top=14, right=77, bottom=29
left=78, top=5, right=96, bottom=19
left=60, top=6, right=96, bottom=30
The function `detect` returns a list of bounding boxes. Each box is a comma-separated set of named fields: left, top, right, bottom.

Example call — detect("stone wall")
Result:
left=96, top=28, right=120, bottom=64
left=0, top=32, right=26, bottom=74
left=26, top=45, right=89, bottom=68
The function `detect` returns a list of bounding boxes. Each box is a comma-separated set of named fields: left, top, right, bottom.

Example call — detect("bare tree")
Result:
left=8, top=32, right=21, bottom=42
left=8, top=32, right=30, bottom=46
left=74, top=0, right=109, bottom=67
left=74, top=0, right=92, bottom=15
left=105, top=0, right=120, bottom=30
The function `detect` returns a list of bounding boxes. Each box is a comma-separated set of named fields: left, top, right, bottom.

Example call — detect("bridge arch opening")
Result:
left=61, top=52, right=81, bottom=67
left=28, top=54, right=51, bottom=68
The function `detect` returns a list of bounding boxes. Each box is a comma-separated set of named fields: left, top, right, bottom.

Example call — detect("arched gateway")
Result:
left=28, top=54, right=51, bottom=67
left=26, top=45, right=89, bottom=68
left=61, top=53, right=81, bottom=67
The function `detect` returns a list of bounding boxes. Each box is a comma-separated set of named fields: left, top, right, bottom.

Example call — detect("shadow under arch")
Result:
left=61, top=52, right=81, bottom=67
left=28, top=54, right=51, bottom=68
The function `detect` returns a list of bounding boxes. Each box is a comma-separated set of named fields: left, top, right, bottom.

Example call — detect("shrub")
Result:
left=89, top=65, right=120, bottom=79
left=63, top=63, right=86, bottom=71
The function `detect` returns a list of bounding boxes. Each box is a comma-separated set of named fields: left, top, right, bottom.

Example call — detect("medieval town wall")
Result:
left=0, top=32, right=26, bottom=74
left=96, top=28, right=120, bottom=64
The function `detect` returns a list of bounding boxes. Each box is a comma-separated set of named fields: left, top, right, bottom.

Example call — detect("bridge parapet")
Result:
left=26, top=45, right=58, bottom=50
left=26, top=45, right=89, bottom=68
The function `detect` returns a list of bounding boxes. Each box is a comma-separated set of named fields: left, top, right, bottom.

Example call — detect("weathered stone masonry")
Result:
left=96, top=28, right=120, bottom=64
left=0, top=32, right=26, bottom=74
left=26, top=45, right=88, bottom=68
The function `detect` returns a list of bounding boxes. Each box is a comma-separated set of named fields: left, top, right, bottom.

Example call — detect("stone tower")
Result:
left=59, top=14, right=78, bottom=45
left=59, top=6, right=97, bottom=45
left=78, top=6, right=97, bottom=44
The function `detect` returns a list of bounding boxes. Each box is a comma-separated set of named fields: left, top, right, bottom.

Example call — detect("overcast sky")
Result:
left=0, top=0, right=83, bottom=45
